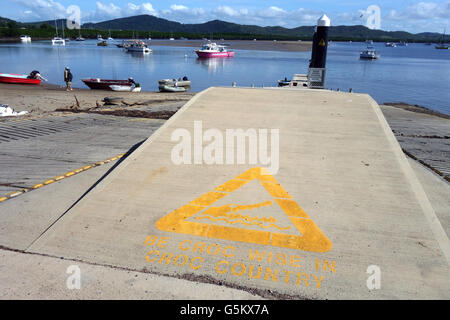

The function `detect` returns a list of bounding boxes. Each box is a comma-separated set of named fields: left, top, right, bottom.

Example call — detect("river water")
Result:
left=0, top=40, right=449, bottom=114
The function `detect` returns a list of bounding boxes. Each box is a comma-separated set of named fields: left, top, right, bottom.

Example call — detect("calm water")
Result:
left=0, top=40, right=449, bottom=114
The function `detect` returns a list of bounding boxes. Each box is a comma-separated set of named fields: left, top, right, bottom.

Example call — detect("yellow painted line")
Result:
left=7, top=191, right=23, bottom=198
left=0, top=153, right=125, bottom=204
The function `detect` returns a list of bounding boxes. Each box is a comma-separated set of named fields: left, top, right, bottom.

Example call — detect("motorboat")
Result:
left=110, top=85, right=141, bottom=92
left=159, top=85, right=186, bottom=92
left=397, top=41, right=408, bottom=46
left=20, top=35, right=31, bottom=42
left=158, top=77, right=191, bottom=87
left=75, top=36, right=85, bottom=41
left=97, top=40, right=108, bottom=46
left=82, top=78, right=135, bottom=90
left=126, top=41, right=152, bottom=53
left=97, top=35, right=104, bottom=40
left=360, top=46, right=380, bottom=59
left=0, top=72, right=42, bottom=85
left=385, top=42, right=396, bottom=47
left=277, top=78, right=291, bottom=87
left=195, top=42, right=235, bottom=58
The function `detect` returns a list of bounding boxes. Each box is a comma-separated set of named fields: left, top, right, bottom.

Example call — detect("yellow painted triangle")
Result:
left=319, top=38, right=326, bottom=46
left=155, top=167, right=332, bottom=253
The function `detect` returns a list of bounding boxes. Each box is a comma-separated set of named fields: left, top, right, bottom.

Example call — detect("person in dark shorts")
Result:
left=64, top=67, right=73, bottom=91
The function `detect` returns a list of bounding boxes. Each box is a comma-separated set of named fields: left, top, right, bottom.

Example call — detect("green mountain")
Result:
left=80, top=15, right=447, bottom=41
left=2, top=14, right=448, bottom=42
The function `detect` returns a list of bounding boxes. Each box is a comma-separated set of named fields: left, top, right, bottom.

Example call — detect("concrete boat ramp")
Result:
left=1, top=87, right=449, bottom=299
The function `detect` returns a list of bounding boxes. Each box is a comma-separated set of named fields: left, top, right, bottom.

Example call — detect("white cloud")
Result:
left=170, top=5, right=188, bottom=11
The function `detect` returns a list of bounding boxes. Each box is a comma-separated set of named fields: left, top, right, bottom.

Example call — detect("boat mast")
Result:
left=62, top=20, right=65, bottom=39
left=55, top=18, right=59, bottom=37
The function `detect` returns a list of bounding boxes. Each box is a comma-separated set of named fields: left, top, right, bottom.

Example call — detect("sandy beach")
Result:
left=0, top=83, right=196, bottom=116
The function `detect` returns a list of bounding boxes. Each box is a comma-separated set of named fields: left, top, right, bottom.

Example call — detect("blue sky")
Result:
left=2, top=0, right=449, bottom=33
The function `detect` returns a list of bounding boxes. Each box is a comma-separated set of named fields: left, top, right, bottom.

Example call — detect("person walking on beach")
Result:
left=64, top=67, right=73, bottom=91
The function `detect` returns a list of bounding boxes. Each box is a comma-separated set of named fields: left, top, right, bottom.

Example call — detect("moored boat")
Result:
left=20, top=35, right=31, bottom=42
left=0, top=73, right=42, bottom=85
left=82, top=78, right=135, bottom=90
left=97, top=40, right=108, bottom=46
left=385, top=42, right=396, bottom=47
left=126, top=40, right=151, bottom=53
left=360, top=46, right=380, bottom=59
left=195, top=42, right=234, bottom=58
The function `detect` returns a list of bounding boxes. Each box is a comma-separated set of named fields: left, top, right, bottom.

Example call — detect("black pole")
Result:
left=309, top=15, right=330, bottom=68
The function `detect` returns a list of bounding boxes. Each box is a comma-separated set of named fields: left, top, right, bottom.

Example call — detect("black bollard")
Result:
left=308, top=14, right=330, bottom=89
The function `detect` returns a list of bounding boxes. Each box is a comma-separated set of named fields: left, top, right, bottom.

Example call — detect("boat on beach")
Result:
left=0, top=73, right=42, bottom=85
left=82, top=78, right=135, bottom=90
left=159, top=85, right=186, bottom=92
left=110, top=85, right=141, bottom=92
left=195, top=42, right=234, bottom=58
left=158, top=77, right=191, bottom=87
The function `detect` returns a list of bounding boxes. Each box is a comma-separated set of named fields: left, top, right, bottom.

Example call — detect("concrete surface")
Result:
left=0, top=249, right=262, bottom=300
left=20, top=87, right=449, bottom=299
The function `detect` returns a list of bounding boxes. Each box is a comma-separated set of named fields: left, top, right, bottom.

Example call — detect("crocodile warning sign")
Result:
left=155, top=167, right=332, bottom=252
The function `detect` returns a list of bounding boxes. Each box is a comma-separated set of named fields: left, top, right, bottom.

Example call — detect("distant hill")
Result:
left=80, top=15, right=446, bottom=41
left=10, top=14, right=449, bottom=42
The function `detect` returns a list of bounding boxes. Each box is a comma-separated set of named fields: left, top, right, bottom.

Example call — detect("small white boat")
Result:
left=20, top=35, right=31, bottom=42
left=158, top=78, right=191, bottom=87
left=52, top=19, right=65, bottom=45
left=159, top=85, right=186, bottom=92
left=385, top=42, right=396, bottom=47
left=169, top=38, right=175, bottom=41
left=52, top=37, right=66, bottom=45
left=110, top=85, right=141, bottom=92
left=126, top=41, right=152, bottom=53
left=97, top=35, right=104, bottom=40
left=360, top=46, right=380, bottom=59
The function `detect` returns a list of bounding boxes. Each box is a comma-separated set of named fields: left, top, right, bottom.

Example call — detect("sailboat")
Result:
left=107, top=30, right=114, bottom=41
left=62, top=21, right=70, bottom=42
left=52, top=19, right=65, bottom=45
left=436, top=28, right=449, bottom=49
left=75, top=28, right=85, bottom=41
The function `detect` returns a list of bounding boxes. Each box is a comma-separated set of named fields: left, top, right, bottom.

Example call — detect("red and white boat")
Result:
left=82, top=78, right=135, bottom=90
left=195, top=42, right=235, bottom=58
left=0, top=73, right=41, bottom=85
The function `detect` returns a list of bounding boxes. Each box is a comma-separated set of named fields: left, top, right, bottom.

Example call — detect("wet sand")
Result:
left=149, top=39, right=312, bottom=52
left=0, top=83, right=195, bottom=116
